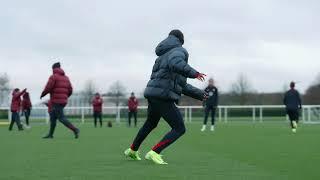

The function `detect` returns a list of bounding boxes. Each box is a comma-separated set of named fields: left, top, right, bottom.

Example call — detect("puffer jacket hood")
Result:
left=53, top=68, right=65, bottom=76
left=155, top=35, right=182, bottom=57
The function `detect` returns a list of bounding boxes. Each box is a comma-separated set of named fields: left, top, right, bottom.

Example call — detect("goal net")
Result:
left=303, top=106, right=320, bottom=124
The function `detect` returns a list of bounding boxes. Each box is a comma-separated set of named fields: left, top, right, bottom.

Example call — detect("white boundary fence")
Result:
left=1, top=105, right=320, bottom=124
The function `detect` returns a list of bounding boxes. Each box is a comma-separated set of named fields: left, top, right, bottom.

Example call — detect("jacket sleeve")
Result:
left=168, top=51, right=199, bottom=78
left=182, top=84, right=205, bottom=101
left=68, top=80, right=73, bottom=97
left=15, top=89, right=27, bottom=100
left=41, top=76, right=55, bottom=98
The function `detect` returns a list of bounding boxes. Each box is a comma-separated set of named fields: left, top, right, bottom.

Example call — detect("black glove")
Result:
left=203, top=92, right=209, bottom=101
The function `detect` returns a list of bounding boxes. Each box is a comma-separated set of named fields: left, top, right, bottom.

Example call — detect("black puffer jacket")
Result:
left=144, top=35, right=205, bottom=102
left=284, top=89, right=302, bottom=110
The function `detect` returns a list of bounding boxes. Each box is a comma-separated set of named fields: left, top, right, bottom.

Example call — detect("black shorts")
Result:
left=286, top=109, right=299, bottom=121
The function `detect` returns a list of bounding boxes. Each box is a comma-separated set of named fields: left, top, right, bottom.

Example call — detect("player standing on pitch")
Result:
left=124, top=30, right=207, bottom=164
left=283, top=82, right=302, bottom=133
left=9, top=88, right=26, bottom=131
left=92, top=92, right=103, bottom=128
left=41, top=62, right=80, bottom=139
left=201, top=78, right=219, bottom=132
left=128, top=92, right=139, bottom=127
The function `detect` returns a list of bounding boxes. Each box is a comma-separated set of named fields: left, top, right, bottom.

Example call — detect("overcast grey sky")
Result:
left=0, top=0, right=319, bottom=103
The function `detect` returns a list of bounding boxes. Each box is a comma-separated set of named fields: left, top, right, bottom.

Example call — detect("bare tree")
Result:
left=0, top=73, right=10, bottom=106
left=230, top=73, right=254, bottom=105
left=304, top=73, right=320, bottom=105
left=81, top=80, right=97, bottom=105
left=314, top=73, right=320, bottom=85
left=106, top=81, right=126, bottom=107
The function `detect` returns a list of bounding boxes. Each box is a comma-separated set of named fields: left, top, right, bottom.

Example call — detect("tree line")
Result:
left=0, top=73, right=319, bottom=106
left=180, top=73, right=320, bottom=106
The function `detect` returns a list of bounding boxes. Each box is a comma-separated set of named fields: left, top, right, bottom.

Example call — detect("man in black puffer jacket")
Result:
left=283, top=82, right=302, bottom=133
left=124, top=30, right=207, bottom=164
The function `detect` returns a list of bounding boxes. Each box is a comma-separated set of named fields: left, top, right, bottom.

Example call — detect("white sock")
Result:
left=211, top=125, right=215, bottom=130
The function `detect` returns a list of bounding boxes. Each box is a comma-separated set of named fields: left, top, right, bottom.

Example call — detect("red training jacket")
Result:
left=128, top=97, right=138, bottom=112
left=92, top=96, right=103, bottom=112
left=22, top=92, right=32, bottom=110
left=40, top=68, right=73, bottom=105
left=11, top=89, right=26, bottom=112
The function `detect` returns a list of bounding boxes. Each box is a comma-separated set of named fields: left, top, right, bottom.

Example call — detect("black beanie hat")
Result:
left=169, top=29, right=184, bottom=45
left=52, top=62, right=61, bottom=69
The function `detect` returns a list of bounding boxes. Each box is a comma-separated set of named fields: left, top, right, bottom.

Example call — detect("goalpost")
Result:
left=302, top=106, right=320, bottom=124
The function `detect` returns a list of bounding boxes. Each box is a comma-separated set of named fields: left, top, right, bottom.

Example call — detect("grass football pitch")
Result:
left=0, top=119, right=319, bottom=180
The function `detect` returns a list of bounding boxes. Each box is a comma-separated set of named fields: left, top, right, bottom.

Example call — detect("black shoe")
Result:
left=43, top=135, right=53, bottom=139
left=74, top=129, right=80, bottom=139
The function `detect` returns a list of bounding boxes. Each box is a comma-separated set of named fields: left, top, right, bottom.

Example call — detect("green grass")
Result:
left=0, top=120, right=319, bottom=180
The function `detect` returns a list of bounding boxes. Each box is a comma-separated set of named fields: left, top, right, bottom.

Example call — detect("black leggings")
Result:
left=24, top=109, right=31, bottom=125
left=128, top=111, right=137, bottom=127
left=47, top=104, right=77, bottom=136
left=287, top=109, right=299, bottom=128
left=9, top=112, right=23, bottom=131
left=203, top=106, right=217, bottom=125
left=94, top=112, right=102, bottom=127
left=131, top=98, right=185, bottom=154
